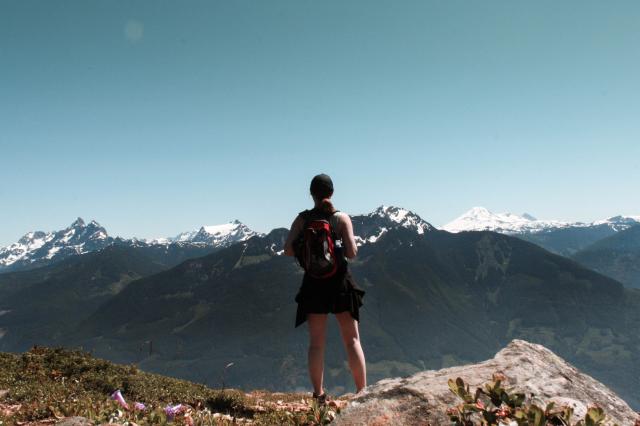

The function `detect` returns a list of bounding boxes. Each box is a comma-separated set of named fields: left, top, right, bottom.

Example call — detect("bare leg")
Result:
left=335, top=312, right=366, bottom=392
left=307, top=313, right=328, bottom=396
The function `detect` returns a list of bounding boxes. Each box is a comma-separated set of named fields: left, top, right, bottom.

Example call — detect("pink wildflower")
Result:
left=496, top=407, right=510, bottom=418
left=164, top=403, right=184, bottom=420
left=446, top=407, right=458, bottom=415
left=110, top=390, right=129, bottom=410
left=184, top=413, right=194, bottom=426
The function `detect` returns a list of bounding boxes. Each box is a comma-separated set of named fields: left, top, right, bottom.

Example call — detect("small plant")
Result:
left=446, top=374, right=618, bottom=426
left=305, top=398, right=334, bottom=425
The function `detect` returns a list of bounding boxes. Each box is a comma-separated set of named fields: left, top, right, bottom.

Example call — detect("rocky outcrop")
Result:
left=333, top=340, right=638, bottom=426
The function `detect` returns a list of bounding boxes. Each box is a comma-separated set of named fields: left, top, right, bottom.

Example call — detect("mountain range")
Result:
left=2, top=204, right=639, bottom=291
left=0, top=205, right=435, bottom=352
left=443, top=206, right=639, bottom=235
left=149, top=220, right=259, bottom=246
left=1, top=206, right=640, bottom=410
left=0, top=218, right=259, bottom=273
left=0, top=206, right=432, bottom=273
left=4, top=206, right=638, bottom=272
left=2, top=205, right=639, bottom=292
left=444, top=207, right=640, bottom=256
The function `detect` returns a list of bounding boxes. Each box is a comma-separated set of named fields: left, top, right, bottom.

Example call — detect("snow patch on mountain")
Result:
left=354, top=227, right=388, bottom=246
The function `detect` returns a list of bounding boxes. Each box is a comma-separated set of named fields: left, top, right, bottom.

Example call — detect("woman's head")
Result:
left=310, top=173, right=336, bottom=213
left=310, top=173, right=334, bottom=200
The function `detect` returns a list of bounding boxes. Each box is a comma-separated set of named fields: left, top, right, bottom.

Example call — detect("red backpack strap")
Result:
left=300, top=208, right=340, bottom=234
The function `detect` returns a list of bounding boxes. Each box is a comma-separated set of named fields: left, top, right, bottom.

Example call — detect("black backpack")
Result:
left=295, top=209, right=342, bottom=279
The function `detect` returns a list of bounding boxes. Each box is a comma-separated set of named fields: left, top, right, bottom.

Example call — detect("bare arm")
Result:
left=339, top=213, right=358, bottom=259
left=284, top=215, right=304, bottom=256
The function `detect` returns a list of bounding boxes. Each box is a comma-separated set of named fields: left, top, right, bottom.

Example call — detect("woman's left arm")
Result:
left=339, top=213, right=358, bottom=259
left=284, top=215, right=304, bottom=256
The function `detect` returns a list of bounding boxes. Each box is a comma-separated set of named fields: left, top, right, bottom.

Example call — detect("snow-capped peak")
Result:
left=464, top=206, right=494, bottom=218
left=369, top=205, right=435, bottom=235
left=0, top=218, right=111, bottom=270
left=151, top=220, right=261, bottom=247
left=17, top=230, right=48, bottom=246
left=351, top=205, right=435, bottom=246
left=443, top=207, right=640, bottom=234
left=373, top=205, right=411, bottom=222
left=442, top=207, right=570, bottom=234
left=70, top=217, right=86, bottom=228
left=592, top=215, right=640, bottom=232
left=191, top=220, right=258, bottom=245
left=201, top=222, right=241, bottom=237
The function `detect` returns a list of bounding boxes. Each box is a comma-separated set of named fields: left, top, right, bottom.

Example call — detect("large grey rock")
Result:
left=333, top=340, right=638, bottom=426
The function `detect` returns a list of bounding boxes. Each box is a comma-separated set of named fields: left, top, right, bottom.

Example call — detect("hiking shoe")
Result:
left=312, top=391, right=327, bottom=405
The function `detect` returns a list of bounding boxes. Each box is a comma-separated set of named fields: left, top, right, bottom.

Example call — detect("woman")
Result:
left=284, top=173, right=367, bottom=404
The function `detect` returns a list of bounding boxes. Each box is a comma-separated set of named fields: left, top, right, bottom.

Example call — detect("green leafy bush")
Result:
left=446, top=374, right=616, bottom=426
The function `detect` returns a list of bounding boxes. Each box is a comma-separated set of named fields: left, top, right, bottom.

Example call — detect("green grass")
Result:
left=0, top=346, right=345, bottom=425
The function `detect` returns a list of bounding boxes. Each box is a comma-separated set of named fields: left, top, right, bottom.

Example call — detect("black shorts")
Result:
left=294, top=269, right=365, bottom=328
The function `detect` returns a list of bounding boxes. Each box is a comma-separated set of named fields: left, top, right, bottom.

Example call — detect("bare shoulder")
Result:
left=334, top=211, right=353, bottom=232
left=292, top=214, right=305, bottom=228
left=335, top=211, right=351, bottom=223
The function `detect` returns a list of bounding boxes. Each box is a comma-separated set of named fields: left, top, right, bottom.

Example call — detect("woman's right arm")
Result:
left=284, top=215, right=304, bottom=256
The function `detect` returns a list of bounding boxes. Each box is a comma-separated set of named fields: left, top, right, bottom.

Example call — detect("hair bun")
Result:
left=320, top=198, right=336, bottom=213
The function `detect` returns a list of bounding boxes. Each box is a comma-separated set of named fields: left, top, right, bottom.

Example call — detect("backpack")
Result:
left=295, top=209, right=342, bottom=279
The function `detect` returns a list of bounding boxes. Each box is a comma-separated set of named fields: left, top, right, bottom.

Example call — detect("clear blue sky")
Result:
left=1, top=0, right=639, bottom=245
